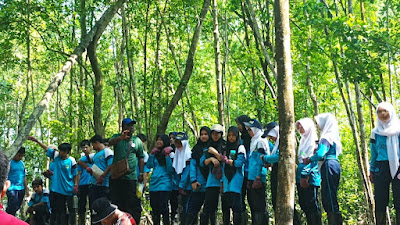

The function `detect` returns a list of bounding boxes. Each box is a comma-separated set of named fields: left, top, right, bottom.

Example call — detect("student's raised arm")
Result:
left=27, top=136, right=48, bottom=152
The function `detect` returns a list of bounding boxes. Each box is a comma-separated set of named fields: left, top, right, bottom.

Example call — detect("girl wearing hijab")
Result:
left=262, top=122, right=279, bottom=211
left=200, top=124, right=226, bottom=225
left=243, top=119, right=270, bottom=225
left=168, top=131, right=179, bottom=222
left=235, top=115, right=252, bottom=217
left=173, top=132, right=192, bottom=225
left=303, top=113, right=343, bottom=225
left=296, top=118, right=321, bottom=225
left=186, top=126, right=211, bottom=225
left=370, top=102, right=400, bottom=224
left=221, top=126, right=246, bottom=225
left=147, top=134, right=173, bottom=225
left=263, top=122, right=301, bottom=225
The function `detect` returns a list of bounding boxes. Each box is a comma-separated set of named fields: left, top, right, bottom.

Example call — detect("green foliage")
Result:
left=1, top=0, right=400, bottom=223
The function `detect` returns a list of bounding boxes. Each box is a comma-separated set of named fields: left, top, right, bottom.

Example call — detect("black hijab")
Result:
left=155, top=134, right=170, bottom=166
left=224, top=126, right=241, bottom=182
left=192, top=126, right=211, bottom=179
left=235, top=115, right=251, bottom=152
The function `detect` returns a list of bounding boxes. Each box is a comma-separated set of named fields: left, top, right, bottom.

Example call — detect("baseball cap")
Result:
left=175, top=132, right=188, bottom=140
left=122, top=118, right=136, bottom=126
left=243, top=119, right=262, bottom=130
left=262, top=121, right=279, bottom=138
left=211, top=124, right=224, bottom=133
left=91, top=197, right=117, bottom=224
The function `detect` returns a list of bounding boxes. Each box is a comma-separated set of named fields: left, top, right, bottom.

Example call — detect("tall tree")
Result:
left=7, top=0, right=127, bottom=158
left=274, top=0, right=296, bottom=224
left=212, top=0, right=225, bottom=128
left=156, top=0, right=211, bottom=135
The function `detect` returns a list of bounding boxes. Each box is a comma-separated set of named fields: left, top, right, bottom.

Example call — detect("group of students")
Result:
left=3, top=101, right=400, bottom=225
left=144, top=112, right=344, bottom=225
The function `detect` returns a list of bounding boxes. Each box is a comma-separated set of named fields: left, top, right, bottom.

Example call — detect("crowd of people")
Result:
left=0, top=101, right=399, bottom=225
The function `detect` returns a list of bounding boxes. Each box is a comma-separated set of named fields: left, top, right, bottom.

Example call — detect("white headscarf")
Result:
left=315, top=113, right=342, bottom=157
left=268, top=126, right=280, bottom=155
left=172, top=140, right=191, bottom=174
left=249, top=127, right=264, bottom=157
left=371, top=102, right=400, bottom=179
left=296, top=118, right=318, bottom=163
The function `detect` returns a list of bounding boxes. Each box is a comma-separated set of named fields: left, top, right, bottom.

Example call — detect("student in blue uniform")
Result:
left=186, top=126, right=211, bottom=225
left=147, top=134, right=173, bottom=225
left=262, top=122, right=301, bottom=225
left=76, top=140, right=92, bottom=225
left=296, top=118, right=321, bottom=225
left=26, top=178, right=51, bottom=225
left=261, top=122, right=279, bottom=211
left=79, top=134, right=114, bottom=225
left=6, top=147, right=28, bottom=216
left=200, top=124, right=226, bottom=225
left=136, top=134, right=150, bottom=197
left=172, top=132, right=192, bottom=225
left=235, top=115, right=251, bottom=222
left=369, top=102, right=400, bottom=224
left=303, top=113, right=343, bottom=225
left=168, top=131, right=179, bottom=222
left=221, top=126, right=246, bottom=225
left=243, top=119, right=269, bottom=225
left=28, top=136, right=78, bottom=225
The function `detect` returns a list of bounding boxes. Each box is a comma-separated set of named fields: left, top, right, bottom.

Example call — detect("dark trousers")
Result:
left=89, top=185, right=110, bottom=224
left=203, top=187, right=220, bottom=214
left=321, top=159, right=341, bottom=213
left=150, top=191, right=171, bottom=224
left=78, top=185, right=89, bottom=215
left=49, top=191, right=75, bottom=225
left=247, top=181, right=266, bottom=213
left=297, top=184, right=321, bottom=215
left=374, top=161, right=400, bottom=213
left=241, top=176, right=248, bottom=212
left=181, top=190, right=192, bottom=212
left=186, top=192, right=206, bottom=214
left=28, top=204, right=50, bottom=225
left=270, top=163, right=278, bottom=211
left=110, top=179, right=141, bottom=224
left=170, top=190, right=179, bottom=218
left=6, top=189, right=25, bottom=215
left=89, top=185, right=110, bottom=207
left=222, top=192, right=242, bottom=213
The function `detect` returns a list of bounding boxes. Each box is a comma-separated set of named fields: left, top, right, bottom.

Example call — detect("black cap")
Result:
left=243, top=119, right=263, bottom=130
left=175, top=132, right=188, bottom=140
left=122, top=118, right=136, bottom=126
left=91, top=197, right=117, bottom=223
left=262, top=121, right=278, bottom=138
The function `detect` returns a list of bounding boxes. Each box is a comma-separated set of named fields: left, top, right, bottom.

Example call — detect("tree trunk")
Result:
left=78, top=0, right=86, bottom=137
left=244, top=0, right=277, bottom=79
left=124, top=10, right=141, bottom=133
left=274, top=0, right=296, bottom=224
left=212, top=0, right=225, bottom=129
left=88, top=40, right=105, bottom=136
left=143, top=0, right=151, bottom=139
left=8, top=0, right=126, bottom=158
left=156, top=0, right=211, bottom=135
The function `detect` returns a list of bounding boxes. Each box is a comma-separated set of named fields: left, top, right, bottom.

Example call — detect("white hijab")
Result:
left=172, top=140, right=192, bottom=174
left=268, top=126, right=280, bottom=155
left=249, top=127, right=264, bottom=157
left=296, top=118, right=318, bottom=163
left=371, top=102, right=400, bottom=178
left=315, top=113, right=342, bottom=157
